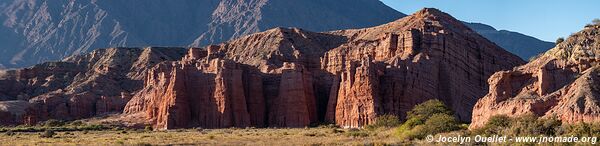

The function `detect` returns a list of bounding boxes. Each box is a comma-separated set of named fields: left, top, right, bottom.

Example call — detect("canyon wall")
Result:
left=1, top=9, right=526, bottom=130
left=124, top=8, right=524, bottom=129
left=471, top=25, right=600, bottom=129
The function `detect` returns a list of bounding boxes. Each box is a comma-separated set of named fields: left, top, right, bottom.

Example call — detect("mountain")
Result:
left=0, top=8, right=524, bottom=129
left=0, top=0, right=403, bottom=69
left=0, top=47, right=188, bottom=125
left=470, top=24, right=600, bottom=129
left=464, top=22, right=555, bottom=59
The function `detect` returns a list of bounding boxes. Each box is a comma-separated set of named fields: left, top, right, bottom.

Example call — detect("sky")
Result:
left=380, top=0, right=600, bottom=42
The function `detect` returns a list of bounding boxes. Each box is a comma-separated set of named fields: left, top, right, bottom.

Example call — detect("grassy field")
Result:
left=0, top=126, right=407, bottom=145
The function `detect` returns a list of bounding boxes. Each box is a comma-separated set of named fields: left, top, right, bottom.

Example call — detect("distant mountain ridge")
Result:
left=0, top=0, right=549, bottom=69
left=464, top=22, right=555, bottom=59
left=0, top=0, right=403, bottom=69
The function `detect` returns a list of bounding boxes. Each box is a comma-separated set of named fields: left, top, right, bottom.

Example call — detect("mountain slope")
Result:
left=0, top=0, right=403, bottom=69
left=0, top=0, right=553, bottom=69
left=464, top=22, right=555, bottom=59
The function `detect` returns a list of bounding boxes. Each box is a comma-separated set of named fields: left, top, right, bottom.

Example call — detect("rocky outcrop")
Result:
left=1, top=8, right=525, bottom=129
left=320, top=8, right=524, bottom=128
left=123, top=8, right=523, bottom=129
left=0, top=47, right=187, bottom=125
left=471, top=25, right=600, bottom=129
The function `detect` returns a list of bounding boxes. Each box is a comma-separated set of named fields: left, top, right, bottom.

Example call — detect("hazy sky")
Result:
left=380, top=0, right=600, bottom=42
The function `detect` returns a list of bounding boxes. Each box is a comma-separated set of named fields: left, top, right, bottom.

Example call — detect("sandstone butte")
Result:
left=470, top=24, right=600, bottom=129
left=0, top=8, right=524, bottom=130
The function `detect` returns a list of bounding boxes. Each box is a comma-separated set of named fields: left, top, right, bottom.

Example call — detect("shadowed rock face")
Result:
left=123, top=8, right=523, bottom=130
left=0, top=47, right=188, bottom=125
left=471, top=25, right=600, bottom=129
left=0, top=0, right=402, bottom=69
left=0, top=8, right=524, bottom=129
left=0, top=0, right=549, bottom=70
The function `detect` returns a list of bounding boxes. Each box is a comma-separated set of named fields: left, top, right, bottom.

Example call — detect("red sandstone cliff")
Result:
left=124, top=8, right=523, bottom=129
left=0, top=47, right=187, bottom=125
left=320, top=8, right=524, bottom=127
left=470, top=25, right=600, bottom=129
left=1, top=8, right=525, bottom=129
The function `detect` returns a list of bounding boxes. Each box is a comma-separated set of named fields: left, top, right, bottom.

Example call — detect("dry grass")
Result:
left=0, top=127, right=402, bottom=145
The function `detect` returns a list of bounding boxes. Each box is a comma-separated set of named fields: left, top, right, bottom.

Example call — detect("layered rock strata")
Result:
left=1, top=9, right=525, bottom=129
left=471, top=25, right=600, bottom=129
left=0, top=47, right=187, bottom=125
left=125, top=8, right=523, bottom=129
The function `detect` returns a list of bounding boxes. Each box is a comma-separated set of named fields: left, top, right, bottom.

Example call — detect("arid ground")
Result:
left=0, top=127, right=407, bottom=145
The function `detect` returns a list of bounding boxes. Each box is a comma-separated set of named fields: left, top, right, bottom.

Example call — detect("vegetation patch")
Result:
left=395, top=99, right=463, bottom=140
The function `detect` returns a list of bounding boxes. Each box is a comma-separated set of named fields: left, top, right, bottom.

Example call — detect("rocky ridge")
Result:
left=0, top=0, right=402, bottom=69
left=123, top=8, right=524, bottom=129
left=0, top=8, right=525, bottom=130
left=0, top=47, right=187, bottom=125
left=470, top=24, right=600, bottom=129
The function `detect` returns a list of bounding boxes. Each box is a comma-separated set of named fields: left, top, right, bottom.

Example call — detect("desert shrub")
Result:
left=309, top=122, right=338, bottom=128
left=144, top=126, right=153, bottom=131
left=505, top=114, right=539, bottom=136
left=422, top=114, right=460, bottom=133
left=79, top=124, right=107, bottom=131
left=5, top=130, right=15, bottom=136
left=345, top=130, right=369, bottom=137
left=69, top=121, right=84, bottom=126
left=43, top=119, right=65, bottom=127
left=474, top=114, right=567, bottom=137
left=406, top=100, right=453, bottom=122
left=534, top=116, right=562, bottom=136
left=396, top=99, right=460, bottom=140
left=528, top=53, right=543, bottom=62
left=593, top=18, right=600, bottom=25
left=331, top=128, right=344, bottom=134
left=475, top=115, right=512, bottom=135
left=560, top=123, right=600, bottom=137
left=556, top=37, right=565, bottom=44
left=367, top=114, right=401, bottom=130
left=40, top=130, right=56, bottom=138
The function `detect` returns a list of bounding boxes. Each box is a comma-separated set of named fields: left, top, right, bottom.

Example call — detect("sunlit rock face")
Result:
left=471, top=25, right=600, bottom=129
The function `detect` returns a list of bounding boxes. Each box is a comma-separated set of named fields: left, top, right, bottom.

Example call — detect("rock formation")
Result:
left=471, top=24, right=600, bottom=129
left=0, top=47, right=187, bottom=125
left=122, top=8, right=523, bottom=129
left=1, top=8, right=524, bottom=129
left=0, top=0, right=551, bottom=69
left=0, top=0, right=402, bottom=69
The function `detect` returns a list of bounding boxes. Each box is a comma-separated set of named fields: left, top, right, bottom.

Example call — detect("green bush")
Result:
left=345, top=130, right=369, bottom=137
left=560, top=123, right=600, bottom=137
left=422, top=114, right=460, bottom=134
left=396, top=99, right=460, bottom=140
left=144, top=126, right=153, bottom=131
left=470, top=114, right=600, bottom=138
left=43, top=119, right=65, bottom=127
left=406, top=100, right=452, bottom=122
left=475, top=115, right=512, bottom=135
left=556, top=37, right=565, bottom=45
left=367, top=114, right=401, bottom=129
